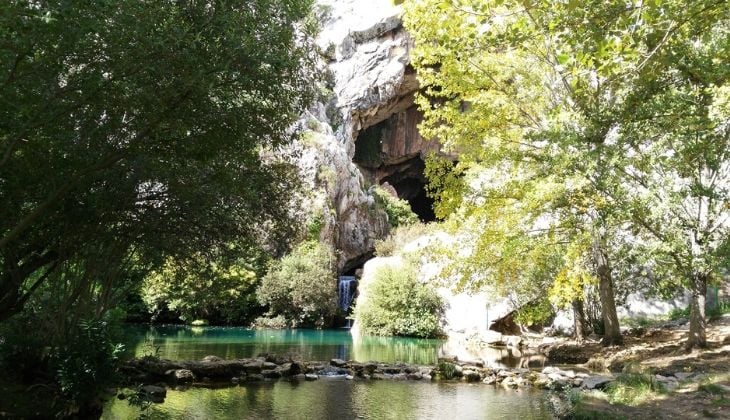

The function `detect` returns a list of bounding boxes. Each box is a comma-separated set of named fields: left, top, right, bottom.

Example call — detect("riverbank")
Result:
left=118, top=315, right=730, bottom=419
left=549, top=314, right=730, bottom=418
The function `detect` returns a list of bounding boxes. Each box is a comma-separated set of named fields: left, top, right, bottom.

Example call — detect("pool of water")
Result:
left=123, top=325, right=446, bottom=365
left=104, top=378, right=555, bottom=419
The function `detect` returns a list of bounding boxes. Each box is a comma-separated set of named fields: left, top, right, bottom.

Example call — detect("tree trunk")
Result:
left=572, top=298, right=587, bottom=342
left=686, top=273, right=707, bottom=350
left=594, top=240, right=623, bottom=346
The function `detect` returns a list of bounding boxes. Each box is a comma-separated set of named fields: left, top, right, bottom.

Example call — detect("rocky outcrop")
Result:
left=292, top=0, right=451, bottom=268
left=290, top=0, right=422, bottom=269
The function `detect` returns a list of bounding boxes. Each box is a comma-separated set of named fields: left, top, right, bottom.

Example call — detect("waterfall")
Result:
left=338, top=276, right=357, bottom=313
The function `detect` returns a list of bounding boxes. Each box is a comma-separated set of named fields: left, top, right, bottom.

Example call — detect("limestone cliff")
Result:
left=294, top=0, right=441, bottom=271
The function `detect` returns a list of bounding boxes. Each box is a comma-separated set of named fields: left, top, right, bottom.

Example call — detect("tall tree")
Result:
left=0, top=0, right=317, bottom=321
left=404, top=0, right=729, bottom=347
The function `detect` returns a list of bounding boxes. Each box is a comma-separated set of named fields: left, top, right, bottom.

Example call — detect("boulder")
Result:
left=482, top=330, right=504, bottom=345
left=243, top=361, right=263, bottom=374
left=542, top=366, right=560, bottom=375
left=172, top=369, right=195, bottom=383
left=483, top=375, right=497, bottom=385
left=139, top=385, right=167, bottom=403
left=533, top=374, right=551, bottom=389
left=548, top=373, right=565, bottom=382
left=262, top=369, right=282, bottom=379
left=304, top=374, right=319, bottom=381
left=330, top=358, right=348, bottom=367
left=673, top=372, right=694, bottom=381
left=505, top=336, right=523, bottom=348
left=582, top=375, right=614, bottom=390
left=501, top=376, right=519, bottom=388
left=463, top=370, right=481, bottom=382
left=201, top=355, right=222, bottom=363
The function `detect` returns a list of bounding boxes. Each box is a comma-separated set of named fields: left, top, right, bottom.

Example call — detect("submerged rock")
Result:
left=139, top=385, right=167, bottom=403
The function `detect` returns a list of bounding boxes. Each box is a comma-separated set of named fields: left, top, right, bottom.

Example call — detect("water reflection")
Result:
left=123, top=325, right=544, bottom=368
left=124, top=325, right=444, bottom=364
left=103, top=379, right=554, bottom=419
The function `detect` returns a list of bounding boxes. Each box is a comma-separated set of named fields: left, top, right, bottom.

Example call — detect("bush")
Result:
left=256, top=241, right=338, bottom=328
left=372, top=186, right=419, bottom=228
left=354, top=263, right=444, bottom=338
left=51, top=314, right=126, bottom=411
left=141, top=248, right=266, bottom=325
left=251, top=315, right=290, bottom=329
left=0, top=313, right=48, bottom=381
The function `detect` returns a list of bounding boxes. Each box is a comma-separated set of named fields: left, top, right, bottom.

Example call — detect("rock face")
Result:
left=351, top=233, right=493, bottom=336
left=292, top=0, right=447, bottom=270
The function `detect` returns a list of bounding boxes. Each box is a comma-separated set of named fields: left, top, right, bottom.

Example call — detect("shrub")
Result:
left=251, top=315, right=290, bottom=329
left=437, top=362, right=460, bottom=379
left=256, top=241, right=338, bottom=328
left=51, top=315, right=126, bottom=409
left=354, top=263, right=444, bottom=338
left=372, top=186, right=419, bottom=228
left=141, top=248, right=266, bottom=325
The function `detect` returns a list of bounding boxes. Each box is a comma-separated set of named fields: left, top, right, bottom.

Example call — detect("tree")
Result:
left=615, top=24, right=730, bottom=348
left=142, top=245, right=267, bottom=324
left=404, top=0, right=729, bottom=347
left=405, top=0, right=627, bottom=345
left=0, top=0, right=316, bottom=321
left=256, top=241, right=339, bottom=328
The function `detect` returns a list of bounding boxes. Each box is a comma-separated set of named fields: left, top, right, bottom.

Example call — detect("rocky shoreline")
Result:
left=121, top=353, right=620, bottom=403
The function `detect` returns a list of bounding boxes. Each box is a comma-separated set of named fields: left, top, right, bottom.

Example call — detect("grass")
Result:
left=437, top=362, right=460, bottom=380
left=605, top=372, right=665, bottom=405
left=566, top=389, right=629, bottom=420
left=699, top=383, right=728, bottom=395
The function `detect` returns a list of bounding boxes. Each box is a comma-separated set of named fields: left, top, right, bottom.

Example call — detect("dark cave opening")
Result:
left=381, top=158, right=436, bottom=223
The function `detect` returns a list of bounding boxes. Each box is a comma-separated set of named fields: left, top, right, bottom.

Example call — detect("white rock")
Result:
left=582, top=375, right=614, bottom=390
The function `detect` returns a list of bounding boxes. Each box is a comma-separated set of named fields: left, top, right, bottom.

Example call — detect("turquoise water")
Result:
left=124, top=325, right=446, bottom=364
left=108, top=326, right=555, bottom=419
left=104, top=378, right=554, bottom=419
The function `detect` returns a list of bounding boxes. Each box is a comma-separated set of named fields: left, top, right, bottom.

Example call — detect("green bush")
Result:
left=437, top=362, right=460, bottom=379
left=141, top=248, right=266, bottom=325
left=51, top=314, right=126, bottom=410
left=251, top=315, right=290, bottom=329
left=354, top=263, right=444, bottom=338
left=372, top=186, right=419, bottom=228
left=256, top=241, right=338, bottom=328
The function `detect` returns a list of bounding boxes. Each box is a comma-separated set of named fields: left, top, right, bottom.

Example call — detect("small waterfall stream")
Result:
left=338, top=276, right=357, bottom=328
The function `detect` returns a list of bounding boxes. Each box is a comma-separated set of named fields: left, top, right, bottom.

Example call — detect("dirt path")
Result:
left=553, top=315, right=730, bottom=419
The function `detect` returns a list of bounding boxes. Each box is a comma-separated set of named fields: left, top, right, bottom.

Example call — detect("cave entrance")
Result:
left=380, top=157, right=436, bottom=223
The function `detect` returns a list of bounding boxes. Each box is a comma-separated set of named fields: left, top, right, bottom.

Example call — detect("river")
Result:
left=102, top=325, right=556, bottom=419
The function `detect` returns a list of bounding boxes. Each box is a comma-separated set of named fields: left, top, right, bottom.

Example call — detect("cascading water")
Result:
left=338, top=276, right=357, bottom=328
